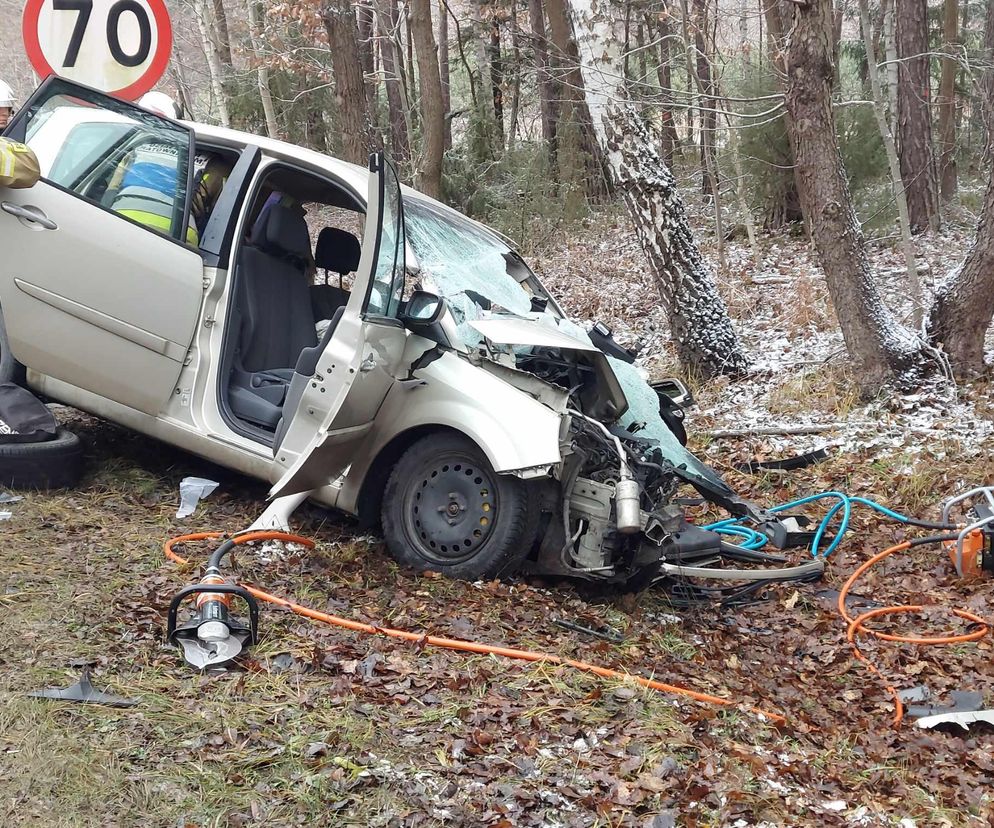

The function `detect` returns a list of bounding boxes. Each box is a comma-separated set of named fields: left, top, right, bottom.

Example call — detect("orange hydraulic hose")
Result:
left=165, top=532, right=787, bottom=726
left=836, top=540, right=990, bottom=726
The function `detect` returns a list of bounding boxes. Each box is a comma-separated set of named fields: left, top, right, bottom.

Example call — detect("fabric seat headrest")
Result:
left=315, top=226, right=362, bottom=275
left=259, top=204, right=311, bottom=260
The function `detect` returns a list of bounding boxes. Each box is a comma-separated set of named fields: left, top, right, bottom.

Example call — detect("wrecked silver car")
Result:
left=0, top=78, right=808, bottom=589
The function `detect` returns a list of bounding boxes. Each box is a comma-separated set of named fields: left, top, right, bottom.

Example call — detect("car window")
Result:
left=14, top=80, right=194, bottom=245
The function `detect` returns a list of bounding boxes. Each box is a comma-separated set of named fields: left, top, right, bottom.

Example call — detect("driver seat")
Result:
left=229, top=204, right=317, bottom=429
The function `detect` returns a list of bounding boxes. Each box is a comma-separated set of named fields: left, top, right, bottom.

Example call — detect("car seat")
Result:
left=228, top=204, right=317, bottom=429
left=311, top=226, right=362, bottom=320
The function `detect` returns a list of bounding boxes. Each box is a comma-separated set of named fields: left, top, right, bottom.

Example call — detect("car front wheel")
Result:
left=381, top=432, right=540, bottom=580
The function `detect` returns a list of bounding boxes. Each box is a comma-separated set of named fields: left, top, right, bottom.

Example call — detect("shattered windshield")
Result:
left=402, top=196, right=728, bottom=493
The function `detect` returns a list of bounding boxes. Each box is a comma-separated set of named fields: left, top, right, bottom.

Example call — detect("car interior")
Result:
left=223, top=164, right=365, bottom=442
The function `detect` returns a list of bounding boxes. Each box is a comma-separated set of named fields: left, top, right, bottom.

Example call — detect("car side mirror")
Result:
left=650, top=377, right=694, bottom=409
left=402, top=290, right=444, bottom=327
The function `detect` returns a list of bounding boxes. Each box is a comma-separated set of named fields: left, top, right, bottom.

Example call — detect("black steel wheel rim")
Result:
left=402, top=453, right=500, bottom=565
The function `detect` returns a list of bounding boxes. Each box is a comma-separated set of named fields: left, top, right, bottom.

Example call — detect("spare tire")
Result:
left=0, top=428, right=84, bottom=489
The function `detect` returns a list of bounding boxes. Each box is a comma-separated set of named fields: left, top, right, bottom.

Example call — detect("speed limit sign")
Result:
left=22, top=0, right=173, bottom=100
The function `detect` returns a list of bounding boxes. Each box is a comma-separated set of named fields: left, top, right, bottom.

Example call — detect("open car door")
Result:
left=269, top=153, right=411, bottom=498
left=0, top=78, right=204, bottom=415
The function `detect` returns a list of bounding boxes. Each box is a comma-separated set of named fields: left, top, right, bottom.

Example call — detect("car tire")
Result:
left=381, top=432, right=540, bottom=580
left=0, top=428, right=85, bottom=490
left=0, top=306, right=26, bottom=386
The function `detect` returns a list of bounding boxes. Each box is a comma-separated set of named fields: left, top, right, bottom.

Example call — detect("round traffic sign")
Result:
left=22, top=0, right=172, bottom=101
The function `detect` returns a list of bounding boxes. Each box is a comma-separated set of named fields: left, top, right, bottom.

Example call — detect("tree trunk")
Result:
left=925, top=2, right=994, bottom=375
left=194, top=0, right=230, bottom=127
left=761, top=0, right=804, bottom=227
left=322, top=0, right=377, bottom=165
left=655, top=14, right=678, bottom=162
left=545, top=0, right=611, bottom=199
left=691, top=0, right=717, bottom=196
left=211, top=0, right=233, bottom=66
left=937, top=0, right=958, bottom=201
left=410, top=0, right=445, bottom=198
left=926, top=176, right=994, bottom=374
left=357, top=0, right=379, bottom=125
left=982, top=0, right=994, bottom=152
left=245, top=0, right=279, bottom=139
left=778, top=0, right=930, bottom=386
left=438, top=0, right=452, bottom=149
left=568, top=0, right=749, bottom=378
left=507, top=2, right=523, bottom=148
left=472, top=0, right=498, bottom=155
left=895, top=0, right=939, bottom=233
left=883, top=0, right=900, bottom=129
left=856, top=0, right=922, bottom=318
left=529, top=0, right=559, bottom=169
left=490, top=12, right=506, bottom=145
left=378, top=0, right=412, bottom=166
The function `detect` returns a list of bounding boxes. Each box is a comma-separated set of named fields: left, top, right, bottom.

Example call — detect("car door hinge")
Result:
left=202, top=277, right=211, bottom=290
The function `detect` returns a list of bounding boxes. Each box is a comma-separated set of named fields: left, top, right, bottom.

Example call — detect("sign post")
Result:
left=22, top=0, right=172, bottom=100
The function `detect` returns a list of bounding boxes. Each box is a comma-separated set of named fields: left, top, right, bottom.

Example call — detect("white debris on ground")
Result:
left=529, top=210, right=993, bottom=469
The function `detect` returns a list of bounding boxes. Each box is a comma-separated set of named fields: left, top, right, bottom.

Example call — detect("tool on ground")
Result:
left=164, top=531, right=787, bottom=725
left=28, top=666, right=138, bottom=707
left=167, top=538, right=260, bottom=669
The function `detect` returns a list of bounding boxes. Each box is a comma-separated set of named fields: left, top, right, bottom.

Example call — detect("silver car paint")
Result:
left=7, top=117, right=570, bottom=515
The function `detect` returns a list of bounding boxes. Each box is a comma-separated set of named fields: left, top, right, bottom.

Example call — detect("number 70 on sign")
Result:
left=22, top=0, right=173, bottom=101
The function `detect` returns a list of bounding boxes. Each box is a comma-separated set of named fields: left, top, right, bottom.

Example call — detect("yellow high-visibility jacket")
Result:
left=0, top=138, right=40, bottom=189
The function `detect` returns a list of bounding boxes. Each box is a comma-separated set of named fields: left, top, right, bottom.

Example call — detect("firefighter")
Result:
left=0, top=80, right=15, bottom=130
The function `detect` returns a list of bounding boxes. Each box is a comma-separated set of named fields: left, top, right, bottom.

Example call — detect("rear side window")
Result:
left=13, top=80, right=194, bottom=244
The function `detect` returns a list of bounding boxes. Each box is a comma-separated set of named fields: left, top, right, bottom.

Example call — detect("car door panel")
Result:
left=0, top=77, right=203, bottom=415
left=270, top=154, right=408, bottom=498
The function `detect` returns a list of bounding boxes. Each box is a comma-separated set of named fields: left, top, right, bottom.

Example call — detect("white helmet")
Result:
left=138, top=91, right=180, bottom=119
left=0, top=80, right=15, bottom=109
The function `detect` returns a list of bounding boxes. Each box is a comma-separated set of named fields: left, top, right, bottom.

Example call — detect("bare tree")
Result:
left=567, top=0, right=750, bottom=378
left=529, top=0, right=559, bottom=168
left=777, top=0, right=931, bottom=386
left=937, top=0, right=958, bottom=201
left=410, top=0, right=446, bottom=198
left=655, top=11, right=678, bottom=163
left=856, top=0, right=922, bottom=318
left=322, top=0, right=377, bottom=165
left=211, top=0, right=234, bottom=66
left=378, top=0, right=412, bottom=166
left=246, top=0, right=279, bottom=139
left=438, top=0, right=453, bottom=148
left=925, top=0, right=994, bottom=375
left=895, top=0, right=939, bottom=233
left=193, top=0, right=231, bottom=127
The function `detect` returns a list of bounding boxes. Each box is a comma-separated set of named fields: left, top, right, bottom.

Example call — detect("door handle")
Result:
left=1, top=202, right=58, bottom=230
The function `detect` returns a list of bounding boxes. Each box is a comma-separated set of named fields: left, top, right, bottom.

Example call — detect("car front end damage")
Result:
left=449, top=314, right=823, bottom=593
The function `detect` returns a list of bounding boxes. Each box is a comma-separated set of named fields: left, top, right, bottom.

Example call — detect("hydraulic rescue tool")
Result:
left=167, top=537, right=259, bottom=670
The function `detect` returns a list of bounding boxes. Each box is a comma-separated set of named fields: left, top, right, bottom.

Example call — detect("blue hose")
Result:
left=704, top=492, right=920, bottom=558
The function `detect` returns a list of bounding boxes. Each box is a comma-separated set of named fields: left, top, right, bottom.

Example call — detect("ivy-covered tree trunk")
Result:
left=778, top=0, right=931, bottom=387
left=568, top=0, right=749, bottom=378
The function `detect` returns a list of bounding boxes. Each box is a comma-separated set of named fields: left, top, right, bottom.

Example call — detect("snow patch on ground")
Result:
left=530, top=213, right=993, bottom=466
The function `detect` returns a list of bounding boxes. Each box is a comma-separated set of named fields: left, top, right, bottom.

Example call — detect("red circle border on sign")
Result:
left=22, top=0, right=173, bottom=101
